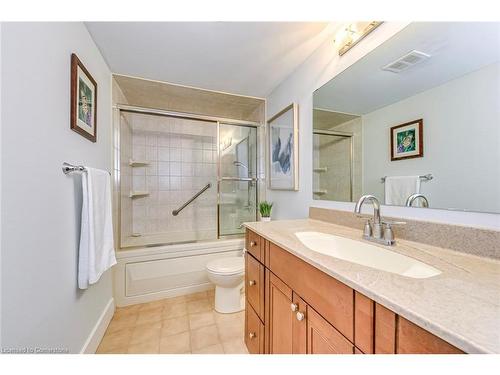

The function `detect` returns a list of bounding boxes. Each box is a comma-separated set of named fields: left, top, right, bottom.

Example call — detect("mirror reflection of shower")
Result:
left=312, top=109, right=362, bottom=202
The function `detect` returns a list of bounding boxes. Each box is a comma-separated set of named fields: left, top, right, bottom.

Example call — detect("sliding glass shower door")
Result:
left=118, top=111, right=259, bottom=247
left=218, top=123, right=258, bottom=236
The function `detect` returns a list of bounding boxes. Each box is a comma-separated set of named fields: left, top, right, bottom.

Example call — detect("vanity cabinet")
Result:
left=244, top=229, right=464, bottom=355
left=265, top=269, right=353, bottom=354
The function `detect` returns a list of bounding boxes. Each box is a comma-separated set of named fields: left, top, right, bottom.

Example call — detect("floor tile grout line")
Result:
left=98, top=291, right=245, bottom=354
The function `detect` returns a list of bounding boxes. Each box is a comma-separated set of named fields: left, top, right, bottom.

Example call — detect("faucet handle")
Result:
left=382, top=220, right=406, bottom=226
left=381, top=220, right=406, bottom=245
left=363, top=220, right=372, bottom=237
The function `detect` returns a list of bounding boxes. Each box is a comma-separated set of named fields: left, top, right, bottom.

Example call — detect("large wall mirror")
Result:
left=312, top=22, right=500, bottom=214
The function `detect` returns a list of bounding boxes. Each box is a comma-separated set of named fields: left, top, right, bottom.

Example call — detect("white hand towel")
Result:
left=78, top=167, right=116, bottom=289
left=384, top=176, right=421, bottom=206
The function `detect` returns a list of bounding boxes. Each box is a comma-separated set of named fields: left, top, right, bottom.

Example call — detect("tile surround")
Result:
left=121, top=112, right=218, bottom=246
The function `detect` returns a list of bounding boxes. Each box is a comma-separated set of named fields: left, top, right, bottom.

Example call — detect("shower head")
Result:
left=233, top=161, right=248, bottom=170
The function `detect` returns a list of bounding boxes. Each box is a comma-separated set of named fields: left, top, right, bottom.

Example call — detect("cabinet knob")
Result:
left=248, top=332, right=256, bottom=339
left=250, top=241, right=257, bottom=247
left=290, top=303, right=298, bottom=312
left=296, top=311, right=305, bottom=321
left=248, top=280, right=256, bottom=286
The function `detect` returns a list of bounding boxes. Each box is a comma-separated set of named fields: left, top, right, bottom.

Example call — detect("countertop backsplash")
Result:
left=309, top=207, right=500, bottom=260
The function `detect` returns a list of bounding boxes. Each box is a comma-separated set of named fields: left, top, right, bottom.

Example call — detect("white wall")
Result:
left=1, top=23, right=113, bottom=353
left=266, top=22, right=500, bottom=230
left=362, top=63, right=500, bottom=213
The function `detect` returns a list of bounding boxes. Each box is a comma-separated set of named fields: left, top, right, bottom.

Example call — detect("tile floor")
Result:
left=96, top=290, right=248, bottom=354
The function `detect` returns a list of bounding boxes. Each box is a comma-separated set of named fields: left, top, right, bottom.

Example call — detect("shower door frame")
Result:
left=217, top=122, right=260, bottom=239
left=115, top=104, right=261, bottom=248
left=313, top=129, right=354, bottom=202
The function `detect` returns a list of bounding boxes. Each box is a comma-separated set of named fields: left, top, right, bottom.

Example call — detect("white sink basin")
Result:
left=295, top=231, right=441, bottom=279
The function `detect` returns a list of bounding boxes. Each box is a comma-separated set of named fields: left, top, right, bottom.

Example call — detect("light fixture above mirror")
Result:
left=335, top=21, right=383, bottom=56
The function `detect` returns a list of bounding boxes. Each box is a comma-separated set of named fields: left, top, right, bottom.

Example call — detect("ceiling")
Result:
left=313, top=22, right=500, bottom=115
left=114, top=74, right=264, bottom=122
left=86, top=22, right=333, bottom=98
left=313, top=109, right=359, bottom=130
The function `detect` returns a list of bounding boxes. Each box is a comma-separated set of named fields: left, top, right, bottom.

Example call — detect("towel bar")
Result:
left=62, top=162, right=110, bottom=175
left=380, top=174, right=433, bottom=183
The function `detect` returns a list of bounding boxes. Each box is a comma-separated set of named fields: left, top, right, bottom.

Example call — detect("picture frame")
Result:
left=390, top=119, right=423, bottom=161
left=268, top=103, right=299, bottom=190
left=71, top=53, right=97, bottom=142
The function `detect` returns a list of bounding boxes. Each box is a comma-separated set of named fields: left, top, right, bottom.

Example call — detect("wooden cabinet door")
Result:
left=397, top=317, right=463, bottom=354
left=266, top=270, right=294, bottom=354
left=292, top=293, right=307, bottom=354
left=354, top=291, right=375, bottom=354
left=268, top=242, right=354, bottom=341
left=374, top=303, right=397, bottom=354
left=307, top=306, right=354, bottom=354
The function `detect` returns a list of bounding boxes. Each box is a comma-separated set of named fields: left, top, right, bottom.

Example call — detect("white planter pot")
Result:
left=261, top=217, right=271, bottom=222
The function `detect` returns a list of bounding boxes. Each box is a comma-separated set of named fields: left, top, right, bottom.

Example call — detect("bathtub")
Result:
left=113, top=238, right=244, bottom=306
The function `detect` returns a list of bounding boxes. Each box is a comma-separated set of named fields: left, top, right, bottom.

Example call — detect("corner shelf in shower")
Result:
left=129, top=191, right=150, bottom=198
left=313, top=167, right=328, bottom=173
left=129, top=159, right=150, bottom=167
left=313, top=189, right=328, bottom=195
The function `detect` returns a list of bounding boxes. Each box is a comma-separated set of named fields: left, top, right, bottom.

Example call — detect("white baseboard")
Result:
left=80, top=298, right=115, bottom=354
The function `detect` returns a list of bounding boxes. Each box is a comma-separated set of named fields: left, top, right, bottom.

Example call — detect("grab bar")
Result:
left=172, top=183, right=212, bottom=216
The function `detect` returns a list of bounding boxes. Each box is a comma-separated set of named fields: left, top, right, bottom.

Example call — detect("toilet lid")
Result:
left=206, top=257, right=244, bottom=275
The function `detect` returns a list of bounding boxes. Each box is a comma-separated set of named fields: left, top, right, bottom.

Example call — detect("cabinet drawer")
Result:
left=268, top=242, right=354, bottom=341
left=245, top=252, right=265, bottom=321
left=245, top=301, right=265, bottom=354
left=397, top=317, right=463, bottom=354
left=246, top=229, right=263, bottom=262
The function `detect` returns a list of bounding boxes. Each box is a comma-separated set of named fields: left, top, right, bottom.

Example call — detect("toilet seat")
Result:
left=206, top=257, right=244, bottom=275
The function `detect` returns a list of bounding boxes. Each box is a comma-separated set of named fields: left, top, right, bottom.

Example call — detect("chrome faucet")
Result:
left=405, top=193, right=429, bottom=208
left=354, top=195, right=405, bottom=246
left=354, top=195, right=382, bottom=238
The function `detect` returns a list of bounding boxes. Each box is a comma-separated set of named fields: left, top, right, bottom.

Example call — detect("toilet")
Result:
left=206, top=257, right=245, bottom=314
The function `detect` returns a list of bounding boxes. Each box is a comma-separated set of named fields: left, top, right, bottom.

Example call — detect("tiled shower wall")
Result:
left=313, top=117, right=362, bottom=202
left=121, top=113, right=218, bottom=247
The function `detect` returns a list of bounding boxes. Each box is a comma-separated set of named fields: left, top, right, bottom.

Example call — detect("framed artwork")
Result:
left=71, top=53, right=97, bottom=142
left=268, top=103, right=299, bottom=190
left=390, top=119, right=423, bottom=161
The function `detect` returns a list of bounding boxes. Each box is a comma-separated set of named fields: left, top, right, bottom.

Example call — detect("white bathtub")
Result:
left=113, top=238, right=244, bottom=306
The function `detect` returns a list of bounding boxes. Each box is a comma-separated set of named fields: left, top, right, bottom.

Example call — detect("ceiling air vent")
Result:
left=382, top=50, right=431, bottom=73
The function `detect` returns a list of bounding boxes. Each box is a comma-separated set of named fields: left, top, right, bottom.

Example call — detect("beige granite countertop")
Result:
left=244, top=219, right=500, bottom=354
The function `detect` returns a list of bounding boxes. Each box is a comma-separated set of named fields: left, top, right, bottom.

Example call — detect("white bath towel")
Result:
left=384, top=176, right=421, bottom=206
left=78, top=167, right=116, bottom=289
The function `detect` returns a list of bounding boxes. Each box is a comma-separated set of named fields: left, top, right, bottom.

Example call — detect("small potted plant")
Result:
left=259, top=201, right=273, bottom=222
